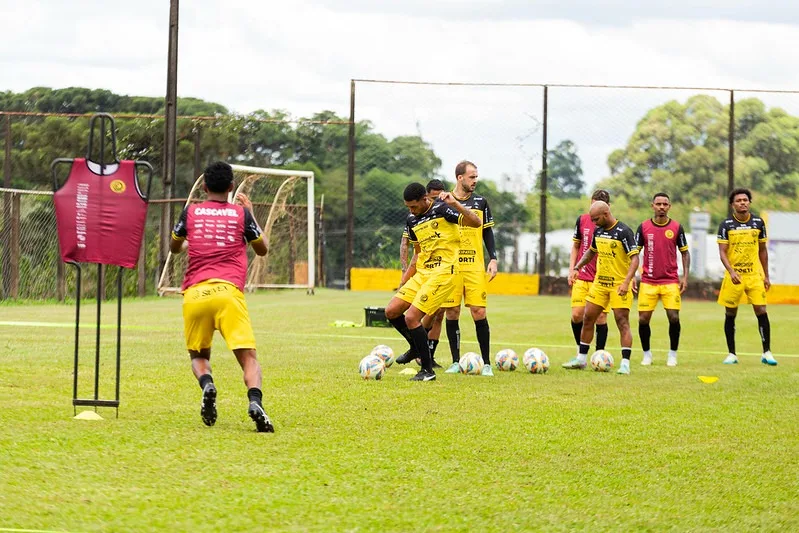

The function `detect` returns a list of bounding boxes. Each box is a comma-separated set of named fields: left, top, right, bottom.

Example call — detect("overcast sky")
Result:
left=2, top=0, right=799, bottom=192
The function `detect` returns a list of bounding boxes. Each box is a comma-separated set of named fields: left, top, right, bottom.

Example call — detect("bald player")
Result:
left=568, top=201, right=640, bottom=375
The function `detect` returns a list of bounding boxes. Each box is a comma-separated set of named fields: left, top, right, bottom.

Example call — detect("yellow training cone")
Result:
left=698, top=376, right=719, bottom=384
left=74, top=410, right=104, bottom=420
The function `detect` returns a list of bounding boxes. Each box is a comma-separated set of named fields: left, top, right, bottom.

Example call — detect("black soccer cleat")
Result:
left=431, top=358, right=443, bottom=369
left=395, top=349, right=417, bottom=365
left=248, top=401, right=275, bottom=433
left=200, top=383, right=217, bottom=427
left=410, top=370, right=436, bottom=382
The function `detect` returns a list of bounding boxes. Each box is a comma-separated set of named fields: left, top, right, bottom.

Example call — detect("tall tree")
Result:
left=544, top=139, right=584, bottom=198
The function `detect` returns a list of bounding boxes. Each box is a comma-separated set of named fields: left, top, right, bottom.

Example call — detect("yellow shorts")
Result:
left=717, top=274, right=767, bottom=308
left=442, top=270, right=488, bottom=308
left=638, top=282, right=682, bottom=311
left=182, top=281, right=256, bottom=352
left=570, top=279, right=610, bottom=312
left=585, top=282, right=633, bottom=310
left=396, top=270, right=456, bottom=315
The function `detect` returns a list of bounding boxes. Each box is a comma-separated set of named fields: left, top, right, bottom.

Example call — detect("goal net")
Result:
left=157, top=164, right=315, bottom=295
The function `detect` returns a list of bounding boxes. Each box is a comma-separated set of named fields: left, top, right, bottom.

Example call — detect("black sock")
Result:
left=571, top=321, right=583, bottom=346
left=724, top=315, right=736, bottom=354
left=639, top=323, right=651, bottom=352
left=669, top=321, right=681, bottom=351
left=757, top=313, right=771, bottom=352
left=199, top=374, right=214, bottom=390
left=622, top=347, right=632, bottom=361
left=410, top=325, right=432, bottom=372
left=429, top=339, right=439, bottom=358
left=595, top=324, right=609, bottom=351
left=446, top=318, right=461, bottom=363
left=247, top=387, right=262, bottom=404
left=389, top=315, right=415, bottom=351
left=475, top=318, right=490, bottom=365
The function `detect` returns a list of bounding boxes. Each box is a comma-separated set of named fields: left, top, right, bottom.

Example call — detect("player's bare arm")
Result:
left=759, top=241, right=770, bottom=290
left=399, top=235, right=409, bottom=272
left=568, top=241, right=581, bottom=287
left=570, top=249, right=596, bottom=284
left=680, top=248, right=691, bottom=293
left=438, top=191, right=481, bottom=227
left=170, top=235, right=186, bottom=254
left=618, top=253, right=640, bottom=296
left=400, top=247, right=420, bottom=286
left=718, top=243, right=741, bottom=284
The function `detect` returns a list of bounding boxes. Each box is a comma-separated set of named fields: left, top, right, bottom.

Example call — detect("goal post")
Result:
left=157, top=164, right=315, bottom=295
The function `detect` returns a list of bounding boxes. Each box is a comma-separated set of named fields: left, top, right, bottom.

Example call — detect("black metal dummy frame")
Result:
left=51, top=113, right=153, bottom=417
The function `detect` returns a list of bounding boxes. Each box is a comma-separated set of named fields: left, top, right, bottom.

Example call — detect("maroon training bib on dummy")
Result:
left=54, top=158, right=147, bottom=268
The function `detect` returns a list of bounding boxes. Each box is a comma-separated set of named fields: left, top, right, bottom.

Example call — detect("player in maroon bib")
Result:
left=564, top=189, right=611, bottom=368
left=634, top=193, right=690, bottom=367
left=170, top=161, right=274, bottom=432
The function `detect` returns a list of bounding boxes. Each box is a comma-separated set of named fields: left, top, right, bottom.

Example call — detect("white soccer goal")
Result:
left=157, top=164, right=315, bottom=295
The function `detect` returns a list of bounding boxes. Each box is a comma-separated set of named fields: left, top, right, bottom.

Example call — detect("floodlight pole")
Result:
left=346, top=80, right=356, bottom=289
left=538, top=85, right=548, bottom=279
left=160, top=0, right=179, bottom=281
left=727, top=90, right=735, bottom=218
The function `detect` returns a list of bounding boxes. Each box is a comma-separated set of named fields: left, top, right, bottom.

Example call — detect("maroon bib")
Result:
left=54, top=158, right=147, bottom=268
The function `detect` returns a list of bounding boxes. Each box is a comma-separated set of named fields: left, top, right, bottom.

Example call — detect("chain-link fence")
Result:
left=350, top=81, right=799, bottom=284
left=2, top=83, right=799, bottom=298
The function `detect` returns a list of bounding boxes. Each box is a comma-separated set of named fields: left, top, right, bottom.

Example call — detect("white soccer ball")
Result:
left=523, top=348, right=550, bottom=374
left=359, top=354, right=386, bottom=380
left=370, top=344, right=395, bottom=368
left=590, top=350, right=614, bottom=372
left=495, top=349, right=519, bottom=371
left=458, top=352, right=484, bottom=375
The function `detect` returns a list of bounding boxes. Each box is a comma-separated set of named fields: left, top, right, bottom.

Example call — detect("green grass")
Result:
left=0, top=290, right=797, bottom=532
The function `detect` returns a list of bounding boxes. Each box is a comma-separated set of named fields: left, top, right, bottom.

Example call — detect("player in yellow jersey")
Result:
left=569, top=201, right=639, bottom=375
left=398, top=180, right=447, bottom=368
left=385, top=182, right=482, bottom=381
left=437, top=161, right=498, bottom=376
left=717, top=188, right=777, bottom=366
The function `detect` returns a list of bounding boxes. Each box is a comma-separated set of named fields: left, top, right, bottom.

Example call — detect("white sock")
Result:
left=643, top=350, right=653, bottom=359
left=577, top=353, right=587, bottom=364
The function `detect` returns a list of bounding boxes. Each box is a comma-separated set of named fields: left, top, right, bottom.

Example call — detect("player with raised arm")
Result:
left=635, top=193, right=690, bottom=367
left=427, top=161, right=497, bottom=376
left=387, top=182, right=482, bottom=381
left=563, top=189, right=611, bottom=370
left=717, top=188, right=777, bottom=366
left=569, top=201, right=640, bottom=375
left=170, top=161, right=274, bottom=432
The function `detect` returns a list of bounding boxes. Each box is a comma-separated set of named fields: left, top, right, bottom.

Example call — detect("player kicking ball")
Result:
left=386, top=183, right=482, bottom=381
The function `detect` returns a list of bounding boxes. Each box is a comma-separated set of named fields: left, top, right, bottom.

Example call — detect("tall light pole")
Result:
left=159, top=0, right=179, bottom=279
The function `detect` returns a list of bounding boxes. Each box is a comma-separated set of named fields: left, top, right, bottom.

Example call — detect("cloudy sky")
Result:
left=2, top=0, right=799, bottom=191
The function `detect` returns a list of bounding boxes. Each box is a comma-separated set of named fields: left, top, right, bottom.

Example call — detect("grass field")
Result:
left=0, top=290, right=797, bottom=532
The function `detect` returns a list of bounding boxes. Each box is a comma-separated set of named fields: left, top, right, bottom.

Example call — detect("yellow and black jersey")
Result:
left=717, top=215, right=767, bottom=276
left=453, top=193, right=494, bottom=272
left=590, top=221, right=639, bottom=287
left=406, top=201, right=463, bottom=275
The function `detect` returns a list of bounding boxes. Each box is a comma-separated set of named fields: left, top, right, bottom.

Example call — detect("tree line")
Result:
left=2, top=87, right=799, bottom=282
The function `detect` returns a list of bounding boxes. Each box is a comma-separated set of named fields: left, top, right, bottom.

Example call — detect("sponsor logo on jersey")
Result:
left=110, top=180, right=126, bottom=193
left=665, top=229, right=674, bottom=239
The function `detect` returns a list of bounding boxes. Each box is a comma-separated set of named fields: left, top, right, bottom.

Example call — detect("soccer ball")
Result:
left=495, top=349, right=519, bottom=371
left=590, top=350, right=614, bottom=372
left=358, top=354, right=386, bottom=380
left=370, top=344, right=395, bottom=367
left=523, top=348, right=549, bottom=374
left=458, top=352, right=484, bottom=375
